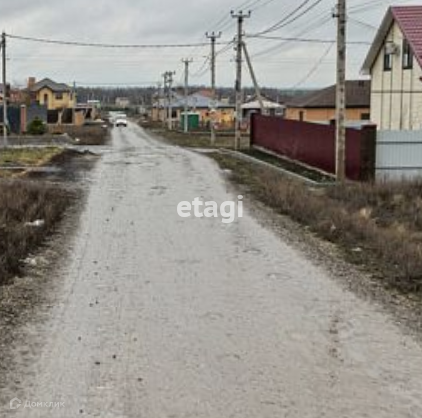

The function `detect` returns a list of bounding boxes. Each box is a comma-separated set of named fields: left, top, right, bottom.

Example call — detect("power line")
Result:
left=6, top=33, right=228, bottom=49
left=254, top=0, right=324, bottom=36
left=291, top=42, right=335, bottom=89
left=250, top=13, right=334, bottom=59
left=251, top=0, right=277, bottom=12
left=74, top=81, right=159, bottom=86
left=216, top=39, right=236, bottom=57
left=348, top=0, right=416, bottom=14
left=247, top=34, right=371, bottom=45
left=191, top=56, right=211, bottom=78
left=347, top=16, right=378, bottom=31
left=255, top=0, right=313, bottom=35
left=348, top=0, right=391, bottom=14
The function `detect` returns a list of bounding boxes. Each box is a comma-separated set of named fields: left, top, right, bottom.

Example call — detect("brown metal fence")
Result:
left=250, top=114, right=376, bottom=181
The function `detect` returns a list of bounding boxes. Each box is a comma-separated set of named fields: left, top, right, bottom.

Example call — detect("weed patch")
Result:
left=0, top=147, right=62, bottom=167
left=50, top=125, right=109, bottom=146
left=211, top=152, right=422, bottom=296
left=144, top=124, right=249, bottom=149
left=0, top=181, right=75, bottom=283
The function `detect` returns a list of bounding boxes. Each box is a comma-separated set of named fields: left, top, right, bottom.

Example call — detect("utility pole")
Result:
left=166, top=71, right=175, bottom=130
left=231, top=10, right=251, bottom=150
left=206, top=31, right=222, bottom=145
left=242, top=41, right=265, bottom=115
left=72, top=81, right=77, bottom=125
left=162, top=72, right=168, bottom=127
left=182, top=58, right=193, bottom=133
left=1, top=32, right=7, bottom=147
left=162, top=71, right=175, bottom=129
left=334, top=0, right=346, bottom=182
left=156, top=81, right=162, bottom=123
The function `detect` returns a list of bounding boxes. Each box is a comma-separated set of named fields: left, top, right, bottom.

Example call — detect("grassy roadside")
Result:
left=0, top=141, right=103, bottom=284
left=0, top=147, right=62, bottom=166
left=0, top=181, right=75, bottom=283
left=47, top=124, right=110, bottom=146
left=141, top=122, right=249, bottom=149
left=210, top=152, right=422, bottom=297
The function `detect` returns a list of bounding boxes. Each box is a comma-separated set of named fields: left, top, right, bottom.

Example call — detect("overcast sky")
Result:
left=1, top=0, right=421, bottom=90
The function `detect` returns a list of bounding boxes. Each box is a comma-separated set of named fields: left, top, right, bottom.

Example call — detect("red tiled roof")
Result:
left=392, top=6, right=422, bottom=68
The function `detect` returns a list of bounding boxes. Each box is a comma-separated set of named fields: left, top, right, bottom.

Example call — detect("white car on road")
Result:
left=115, top=117, right=128, bottom=127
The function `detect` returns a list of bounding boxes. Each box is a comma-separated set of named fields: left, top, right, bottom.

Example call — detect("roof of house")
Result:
left=157, top=91, right=234, bottom=109
left=241, top=99, right=285, bottom=110
left=31, top=78, right=71, bottom=93
left=362, top=6, right=422, bottom=74
left=194, top=89, right=214, bottom=98
left=287, top=80, right=370, bottom=109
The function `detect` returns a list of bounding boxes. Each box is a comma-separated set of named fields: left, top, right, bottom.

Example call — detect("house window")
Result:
left=383, top=48, right=393, bottom=71
left=299, top=111, right=304, bottom=121
left=361, top=113, right=370, bottom=120
left=55, top=92, right=63, bottom=100
left=402, top=39, right=413, bottom=70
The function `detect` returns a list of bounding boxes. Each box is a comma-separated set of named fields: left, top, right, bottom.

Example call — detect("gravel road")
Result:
left=1, top=123, right=422, bottom=417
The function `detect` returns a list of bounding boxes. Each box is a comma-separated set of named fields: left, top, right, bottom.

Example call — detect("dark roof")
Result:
left=287, top=80, right=371, bottom=109
left=362, top=6, right=422, bottom=73
left=31, top=78, right=71, bottom=93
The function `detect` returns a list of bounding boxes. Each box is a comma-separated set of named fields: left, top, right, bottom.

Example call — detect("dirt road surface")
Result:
left=1, top=123, right=422, bottom=417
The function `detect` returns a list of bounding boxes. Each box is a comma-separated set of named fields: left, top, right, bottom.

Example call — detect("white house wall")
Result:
left=371, top=21, right=422, bottom=130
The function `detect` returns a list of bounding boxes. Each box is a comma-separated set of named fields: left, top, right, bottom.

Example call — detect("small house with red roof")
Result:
left=362, top=6, right=422, bottom=130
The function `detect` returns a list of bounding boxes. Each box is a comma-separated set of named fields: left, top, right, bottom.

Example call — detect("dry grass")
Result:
left=0, top=147, right=62, bottom=167
left=0, top=147, right=64, bottom=179
left=49, top=125, right=110, bottom=145
left=0, top=181, right=75, bottom=283
left=211, top=153, right=422, bottom=295
left=144, top=124, right=249, bottom=149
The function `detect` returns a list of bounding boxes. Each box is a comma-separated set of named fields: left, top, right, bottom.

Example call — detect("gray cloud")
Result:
left=1, top=0, right=420, bottom=89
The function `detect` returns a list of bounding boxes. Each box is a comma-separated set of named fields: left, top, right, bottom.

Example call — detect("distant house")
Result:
left=242, top=98, right=285, bottom=119
left=152, top=91, right=236, bottom=128
left=362, top=6, right=422, bottom=130
left=116, top=97, right=131, bottom=108
left=29, top=77, right=75, bottom=111
left=285, top=80, right=371, bottom=124
left=10, top=87, right=26, bottom=104
left=74, top=103, right=100, bottom=126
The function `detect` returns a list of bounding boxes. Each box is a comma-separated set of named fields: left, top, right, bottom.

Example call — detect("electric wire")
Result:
left=6, top=33, right=228, bottom=49
left=291, top=42, right=335, bottom=89
left=254, top=0, right=325, bottom=36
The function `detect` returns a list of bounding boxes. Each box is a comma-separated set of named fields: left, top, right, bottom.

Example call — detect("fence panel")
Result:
left=376, top=131, right=422, bottom=181
left=251, top=115, right=372, bottom=181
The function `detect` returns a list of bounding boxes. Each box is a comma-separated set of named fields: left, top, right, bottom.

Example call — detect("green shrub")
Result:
left=27, top=118, right=46, bottom=135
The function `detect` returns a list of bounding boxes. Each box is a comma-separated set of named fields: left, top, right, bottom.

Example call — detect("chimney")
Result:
left=27, top=77, right=36, bottom=90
